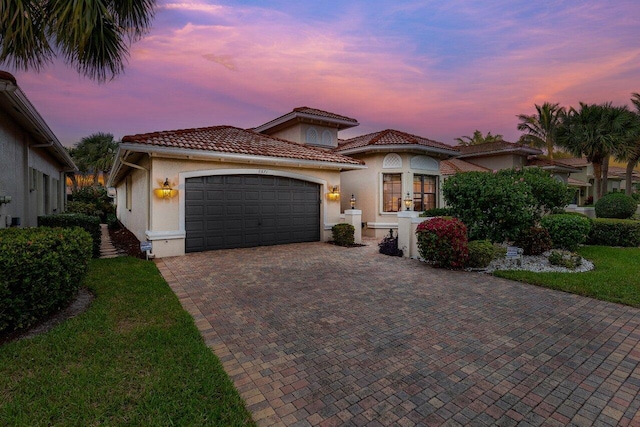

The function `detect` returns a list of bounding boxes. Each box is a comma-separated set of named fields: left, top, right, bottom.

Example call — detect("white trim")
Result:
left=337, top=144, right=458, bottom=157
left=178, top=169, right=329, bottom=237
left=366, top=222, right=398, bottom=229
left=145, top=230, right=186, bottom=240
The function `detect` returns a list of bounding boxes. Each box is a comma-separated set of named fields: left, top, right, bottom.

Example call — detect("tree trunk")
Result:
left=626, top=155, right=640, bottom=196
left=547, top=137, right=554, bottom=161
left=593, top=161, right=602, bottom=202
left=601, top=155, right=610, bottom=198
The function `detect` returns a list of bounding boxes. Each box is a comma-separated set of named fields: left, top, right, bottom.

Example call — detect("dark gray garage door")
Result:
left=185, top=175, right=320, bottom=252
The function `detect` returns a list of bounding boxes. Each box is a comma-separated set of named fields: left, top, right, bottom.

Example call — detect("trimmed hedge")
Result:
left=466, top=240, right=495, bottom=269
left=588, top=218, right=640, bottom=247
left=38, top=214, right=101, bottom=258
left=420, top=207, right=453, bottom=217
left=541, top=214, right=591, bottom=251
left=331, top=223, right=355, bottom=247
left=416, top=217, right=468, bottom=269
left=0, top=227, right=92, bottom=334
left=595, top=192, right=637, bottom=219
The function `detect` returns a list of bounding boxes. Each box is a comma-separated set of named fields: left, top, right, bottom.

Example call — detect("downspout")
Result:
left=119, top=156, right=151, bottom=236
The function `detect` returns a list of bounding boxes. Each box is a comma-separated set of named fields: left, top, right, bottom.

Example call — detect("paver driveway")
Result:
left=156, top=240, right=640, bottom=426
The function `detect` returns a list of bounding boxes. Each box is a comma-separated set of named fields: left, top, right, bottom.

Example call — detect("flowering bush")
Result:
left=515, top=226, right=553, bottom=255
left=416, top=217, right=468, bottom=269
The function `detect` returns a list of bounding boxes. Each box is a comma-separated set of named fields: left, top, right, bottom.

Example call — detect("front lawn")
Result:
left=494, top=246, right=640, bottom=307
left=0, top=257, right=254, bottom=426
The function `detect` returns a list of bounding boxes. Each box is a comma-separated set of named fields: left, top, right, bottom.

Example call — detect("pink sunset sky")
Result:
left=5, top=0, right=640, bottom=147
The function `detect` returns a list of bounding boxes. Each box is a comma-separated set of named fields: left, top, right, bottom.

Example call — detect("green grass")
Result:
left=494, top=246, right=640, bottom=307
left=0, top=257, right=255, bottom=426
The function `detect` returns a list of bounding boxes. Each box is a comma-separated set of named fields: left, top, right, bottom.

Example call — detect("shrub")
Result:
left=66, top=200, right=102, bottom=218
left=595, top=192, right=637, bottom=219
left=420, top=207, right=453, bottom=217
left=442, top=168, right=571, bottom=242
left=39, top=214, right=101, bottom=258
left=378, top=229, right=403, bottom=257
left=466, top=240, right=495, bottom=268
left=416, top=217, right=468, bottom=269
left=584, top=196, right=594, bottom=206
left=70, top=187, right=115, bottom=222
left=587, top=218, right=640, bottom=247
left=541, top=214, right=591, bottom=251
left=515, top=227, right=553, bottom=255
left=106, top=213, right=120, bottom=230
left=548, top=250, right=582, bottom=269
left=331, top=223, right=354, bottom=247
left=0, top=227, right=92, bottom=334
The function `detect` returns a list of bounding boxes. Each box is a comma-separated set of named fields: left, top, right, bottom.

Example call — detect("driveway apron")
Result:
left=156, top=241, right=640, bottom=426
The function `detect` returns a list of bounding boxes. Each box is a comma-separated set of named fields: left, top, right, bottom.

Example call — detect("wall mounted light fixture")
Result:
left=350, top=194, right=356, bottom=209
left=154, top=178, right=177, bottom=199
left=327, top=185, right=340, bottom=201
left=404, top=192, right=412, bottom=211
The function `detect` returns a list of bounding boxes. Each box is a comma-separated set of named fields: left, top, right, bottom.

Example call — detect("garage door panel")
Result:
left=185, top=175, right=319, bottom=252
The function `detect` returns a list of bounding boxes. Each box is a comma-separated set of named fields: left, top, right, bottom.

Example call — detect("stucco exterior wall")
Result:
left=269, top=124, right=338, bottom=148
left=340, top=152, right=442, bottom=239
left=0, top=113, right=66, bottom=228
left=115, top=156, right=150, bottom=243
left=116, top=156, right=345, bottom=257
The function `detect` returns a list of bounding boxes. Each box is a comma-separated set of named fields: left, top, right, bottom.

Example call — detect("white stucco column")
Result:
left=344, top=209, right=362, bottom=244
left=397, top=211, right=419, bottom=258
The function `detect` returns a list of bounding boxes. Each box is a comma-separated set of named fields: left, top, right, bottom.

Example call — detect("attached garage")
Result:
left=185, top=175, right=320, bottom=252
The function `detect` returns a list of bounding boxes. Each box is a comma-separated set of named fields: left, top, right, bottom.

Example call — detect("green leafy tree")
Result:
left=67, top=132, right=118, bottom=189
left=517, top=102, right=566, bottom=160
left=442, top=168, right=571, bottom=242
left=455, top=130, right=503, bottom=146
left=557, top=103, right=639, bottom=201
left=0, top=0, right=156, bottom=81
left=613, top=93, right=640, bottom=196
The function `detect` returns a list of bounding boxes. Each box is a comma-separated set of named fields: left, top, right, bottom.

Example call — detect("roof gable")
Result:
left=440, top=158, right=490, bottom=175
left=335, top=129, right=458, bottom=156
left=456, top=141, right=542, bottom=158
left=254, top=106, right=359, bottom=134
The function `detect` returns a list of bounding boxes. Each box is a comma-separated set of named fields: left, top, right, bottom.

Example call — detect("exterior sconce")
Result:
left=327, top=185, right=340, bottom=201
left=154, top=178, right=177, bottom=199
left=350, top=194, right=356, bottom=209
left=0, top=195, right=11, bottom=204
left=404, top=192, right=412, bottom=211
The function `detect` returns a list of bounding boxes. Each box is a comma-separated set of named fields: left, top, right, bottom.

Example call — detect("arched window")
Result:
left=322, top=130, right=332, bottom=146
left=382, top=153, right=402, bottom=169
left=306, top=127, right=318, bottom=145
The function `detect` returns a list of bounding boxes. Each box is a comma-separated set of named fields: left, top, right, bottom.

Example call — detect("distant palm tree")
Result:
left=0, top=0, right=156, bottom=81
left=68, top=133, right=118, bottom=188
left=614, top=93, right=640, bottom=196
left=517, top=102, right=566, bottom=160
left=455, top=130, right=503, bottom=146
left=557, top=102, right=639, bottom=201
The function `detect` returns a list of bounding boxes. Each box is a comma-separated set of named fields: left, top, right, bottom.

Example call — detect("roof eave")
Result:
left=254, top=111, right=359, bottom=133
left=336, top=144, right=458, bottom=158
left=457, top=147, right=542, bottom=158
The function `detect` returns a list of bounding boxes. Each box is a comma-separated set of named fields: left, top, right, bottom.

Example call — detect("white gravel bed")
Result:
left=483, top=252, right=594, bottom=274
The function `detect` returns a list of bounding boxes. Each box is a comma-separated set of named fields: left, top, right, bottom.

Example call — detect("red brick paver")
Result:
left=156, top=240, right=640, bottom=426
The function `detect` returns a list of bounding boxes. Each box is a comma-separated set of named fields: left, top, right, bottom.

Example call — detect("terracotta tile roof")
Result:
left=335, top=129, right=458, bottom=154
left=568, top=178, right=591, bottom=187
left=292, top=107, right=358, bottom=124
left=121, top=125, right=364, bottom=166
left=457, top=141, right=542, bottom=157
left=440, top=158, right=489, bottom=175
left=555, top=157, right=589, bottom=167
left=607, top=166, right=640, bottom=179
left=526, top=157, right=581, bottom=172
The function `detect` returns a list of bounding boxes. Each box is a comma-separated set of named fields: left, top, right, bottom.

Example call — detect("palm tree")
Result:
left=68, top=133, right=118, bottom=187
left=0, top=0, right=156, bottom=81
left=517, top=102, right=565, bottom=160
left=455, top=130, right=504, bottom=146
left=614, top=93, right=640, bottom=196
left=557, top=102, right=639, bottom=201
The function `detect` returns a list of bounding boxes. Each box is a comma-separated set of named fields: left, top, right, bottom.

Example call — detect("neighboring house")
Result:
left=0, top=71, right=76, bottom=229
left=334, top=129, right=459, bottom=238
left=106, top=110, right=366, bottom=258
left=455, top=140, right=542, bottom=170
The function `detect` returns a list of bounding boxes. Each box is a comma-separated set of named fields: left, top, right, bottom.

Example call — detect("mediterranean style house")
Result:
left=0, top=71, right=76, bottom=229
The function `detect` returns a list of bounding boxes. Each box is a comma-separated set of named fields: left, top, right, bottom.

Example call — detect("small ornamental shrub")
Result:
left=378, top=229, right=403, bottom=257
left=416, top=217, right=468, bottom=269
left=331, top=223, right=355, bottom=247
left=587, top=218, right=640, bottom=247
left=541, top=214, right=591, bottom=251
left=38, top=213, right=101, bottom=258
left=466, top=240, right=495, bottom=269
left=595, top=192, right=637, bottom=219
left=515, top=227, right=553, bottom=255
left=548, top=250, right=582, bottom=269
left=420, top=207, right=453, bottom=217
left=0, top=227, right=92, bottom=334
left=106, top=213, right=120, bottom=230
left=71, top=187, right=115, bottom=222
